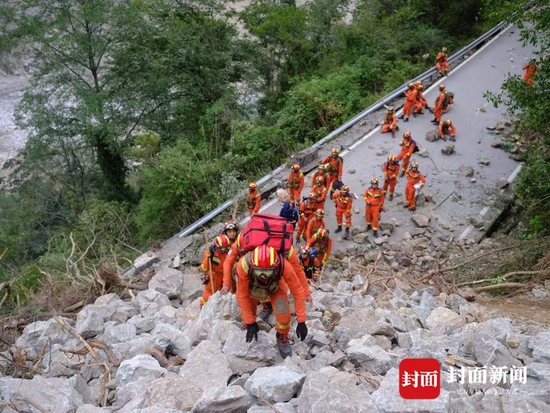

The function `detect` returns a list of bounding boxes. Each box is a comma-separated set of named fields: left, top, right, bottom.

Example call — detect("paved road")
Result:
left=258, top=25, right=534, bottom=251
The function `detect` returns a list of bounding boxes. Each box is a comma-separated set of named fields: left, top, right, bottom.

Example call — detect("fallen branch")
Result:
left=0, top=283, right=9, bottom=310
left=456, top=270, right=547, bottom=287
left=474, top=283, right=526, bottom=293
left=416, top=245, right=518, bottom=282
left=433, top=191, right=456, bottom=210
left=258, top=387, right=282, bottom=413
left=63, top=300, right=86, bottom=313
left=11, top=397, right=49, bottom=413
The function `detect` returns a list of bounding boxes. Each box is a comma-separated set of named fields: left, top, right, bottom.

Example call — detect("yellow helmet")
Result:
left=410, top=161, right=419, bottom=170
left=403, top=131, right=412, bottom=139
left=388, top=155, right=397, bottom=163
left=408, top=82, right=414, bottom=88
left=248, top=182, right=257, bottom=190
left=439, top=84, right=446, bottom=91
left=292, top=164, right=301, bottom=172
left=371, top=177, right=379, bottom=185
left=444, top=119, right=452, bottom=126
left=315, top=209, right=325, bottom=218
left=387, top=106, right=394, bottom=112
left=442, top=47, right=447, bottom=52
left=317, top=164, right=326, bottom=171
left=331, top=148, right=340, bottom=156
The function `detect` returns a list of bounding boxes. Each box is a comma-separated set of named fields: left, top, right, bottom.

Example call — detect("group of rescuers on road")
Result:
left=194, top=50, right=540, bottom=359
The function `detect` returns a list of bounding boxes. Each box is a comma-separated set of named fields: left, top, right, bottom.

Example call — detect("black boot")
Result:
left=373, top=230, right=378, bottom=237
left=343, top=227, right=350, bottom=240
left=329, top=190, right=334, bottom=200
left=389, top=194, right=393, bottom=201
left=335, top=225, right=342, bottom=233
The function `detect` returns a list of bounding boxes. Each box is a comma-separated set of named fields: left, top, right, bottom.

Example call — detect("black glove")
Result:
left=296, top=322, right=308, bottom=341
left=246, top=322, right=259, bottom=343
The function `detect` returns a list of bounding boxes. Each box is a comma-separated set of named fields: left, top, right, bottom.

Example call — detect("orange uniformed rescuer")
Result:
left=382, top=155, right=400, bottom=207
left=404, top=161, right=426, bottom=211
left=286, top=164, right=304, bottom=208
left=246, top=182, right=261, bottom=216
left=236, top=245, right=308, bottom=358
left=198, top=235, right=231, bottom=307
left=397, top=131, right=417, bottom=177
left=321, top=148, right=343, bottom=199
left=364, top=177, right=384, bottom=237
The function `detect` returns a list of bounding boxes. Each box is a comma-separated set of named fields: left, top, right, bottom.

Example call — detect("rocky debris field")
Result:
left=1, top=229, right=550, bottom=413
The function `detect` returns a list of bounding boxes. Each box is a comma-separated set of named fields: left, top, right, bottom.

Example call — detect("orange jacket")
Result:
left=287, top=171, right=305, bottom=191
left=384, top=161, right=400, bottom=180
left=433, top=92, right=446, bottom=110
left=312, top=184, right=327, bottom=204
left=310, top=170, right=327, bottom=189
left=363, top=186, right=384, bottom=207
left=223, top=243, right=310, bottom=299
left=299, top=199, right=316, bottom=219
left=405, top=88, right=418, bottom=103
left=236, top=256, right=307, bottom=325
left=436, top=52, right=448, bottom=64
left=438, top=122, right=456, bottom=137
left=306, top=216, right=326, bottom=241
left=399, top=138, right=417, bottom=159
left=307, top=233, right=333, bottom=258
left=406, top=169, right=426, bottom=189
left=199, top=248, right=227, bottom=276
left=246, top=191, right=261, bottom=214
left=333, top=191, right=353, bottom=213
left=383, top=112, right=397, bottom=127
left=321, top=155, right=343, bottom=178
left=523, top=63, right=538, bottom=83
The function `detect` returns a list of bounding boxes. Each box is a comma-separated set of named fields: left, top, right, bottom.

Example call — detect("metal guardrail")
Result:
left=175, top=21, right=509, bottom=240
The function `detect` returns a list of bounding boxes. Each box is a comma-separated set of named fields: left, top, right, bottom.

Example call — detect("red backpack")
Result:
left=240, top=214, right=294, bottom=254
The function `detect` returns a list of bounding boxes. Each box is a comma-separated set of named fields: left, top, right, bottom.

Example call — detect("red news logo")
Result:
left=399, top=358, right=441, bottom=399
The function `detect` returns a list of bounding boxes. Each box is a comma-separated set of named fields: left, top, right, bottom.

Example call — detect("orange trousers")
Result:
left=288, top=188, right=301, bottom=206
left=335, top=208, right=351, bottom=228
left=383, top=178, right=397, bottom=197
left=200, top=272, right=224, bottom=307
left=405, top=184, right=417, bottom=208
left=326, top=174, right=338, bottom=195
left=246, top=284, right=292, bottom=334
left=313, top=253, right=328, bottom=269
left=397, top=154, right=411, bottom=173
left=403, top=101, right=414, bottom=118
left=296, top=215, right=311, bottom=240
left=436, top=62, right=449, bottom=75
left=381, top=124, right=397, bottom=134
left=433, top=106, right=443, bottom=123
left=366, top=205, right=381, bottom=231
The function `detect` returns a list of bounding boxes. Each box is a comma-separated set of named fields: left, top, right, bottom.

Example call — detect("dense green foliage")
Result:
left=483, top=0, right=550, bottom=237
left=0, top=0, right=487, bottom=307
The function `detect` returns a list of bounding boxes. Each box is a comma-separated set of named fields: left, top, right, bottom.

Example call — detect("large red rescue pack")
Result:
left=240, top=214, right=294, bottom=254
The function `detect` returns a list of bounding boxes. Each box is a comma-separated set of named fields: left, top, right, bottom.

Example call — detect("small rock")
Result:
left=348, top=169, right=356, bottom=174
left=425, top=130, right=439, bottom=142
left=441, top=144, right=455, bottom=155
left=379, top=222, right=395, bottom=232
left=471, top=178, right=477, bottom=183
left=496, top=178, right=510, bottom=189
left=411, top=213, right=430, bottom=228
left=459, top=165, right=475, bottom=177
left=491, top=142, right=502, bottom=148
left=376, top=148, right=388, bottom=156
left=391, top=262, right=399, bottom=271
left=478, top=159, right=490, bottom=166
left=244, top=365, right=306, bottom=404
left=469, top=215, right=484, bottom=228
left=531, top=289, right=548, bottom=298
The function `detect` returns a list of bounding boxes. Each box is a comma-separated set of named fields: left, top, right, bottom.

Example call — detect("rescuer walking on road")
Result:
left=286, top=164, right=304, bottom=208
left=431, top=84, right=447, bottom=124
left=435, top=47, right=449, bottom=76
left=404, top=161, right=426, bottom=211
left=246, top=182, right=261, bottom=216
left=296, top=193, right=317, bottom=242
left=364, top=177, right=384, bottom=237
left=397, top=131, right=418, bottom=177
left=382, top=155, right=400, bottom=208
left=333, top=184, right=353, bottom=240
left=322, top=148, right=344, bottom=200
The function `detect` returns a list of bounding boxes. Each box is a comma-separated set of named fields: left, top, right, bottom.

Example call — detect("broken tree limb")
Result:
left=474, top=282, right=526, bottom=293
left=456, top=270, right=547, bottom=287
left=416, top=245, right=518, bottom=282
left=433, top=191, right=456, bottom=210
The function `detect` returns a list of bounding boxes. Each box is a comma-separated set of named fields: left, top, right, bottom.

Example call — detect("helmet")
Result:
left=317, top=228, right=329, bottom=239
left=417, top=84, right=424, bottom=90
left=299, top=246, right=309, bottom=256
left=308, top=192, right=317, bottom=201
left=341, top=185, right=350, bottom=193
left=292, top=164, right=301, bottom=172
left=408, top=82, right=414, bottom=88
left=224, top=220, right=238, bottom=232
left=248, top=182, right=257, bottom=190
left=388, top=155, right=397, bottom=163
left=317, top=164, right=326, bottom=171
left=331, top=148, right=340, bottom=156
left=444, top=119, right=452, bottom=126
left=213, top=234, right=231, bottom=253
left=315, top=209, right=325, bottom=218
left=249, top=245, right=280, bottom=283
left=387, top=106, right=394, bottom=112
left=410, top=161, right=419, bottom=170
left=439, top=84, right=446, bottom=91
left=371, top=177, right=379, bottom=185
left=415, top=80, right=422, bottom=86
left=442, top=47, right=447, bottom=52
left=403, top=131, right=412, bottom=139
left=315, top=176, right=324, bottom=185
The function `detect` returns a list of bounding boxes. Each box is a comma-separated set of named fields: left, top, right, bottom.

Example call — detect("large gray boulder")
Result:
left=199, top=292, right=241, bottom=322
left=15, top=318, right=73, bottom=356
left=75, top=306, right=107, bottom=339
left=142, top=377, right=203, bottom=411
left=0, top=375, right=87, bottom=413
left=100, top=322, right=137, bottom=345
left=94, top=293, right=138, bottom=324
left=192, top=385, right=254, bottom=413
left=115, top=354, right=166, bottom=387
left=180, top=340, right=232, bottom=389
left=135, top=289, right=172, bottom=317
left=222, top=331, right=278, bottom=364
left=244, top=365, right=306, bottom=403
left=529, top=331, right=550, bottom=363
left=297, top=371, right=380, bottom=413
left=425, top=307, right=465, bottom=332
left=149, top=267, right=184, bottom=299
left=150, top=323, right=193, bottom=359
left=346, top=343, right=392, bottom=375
left=181, top=272, right=206, bottom=301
